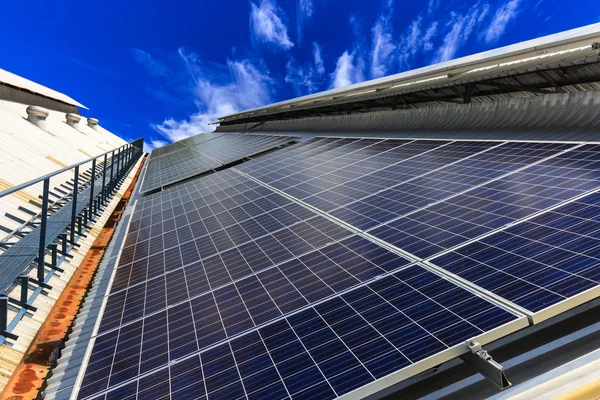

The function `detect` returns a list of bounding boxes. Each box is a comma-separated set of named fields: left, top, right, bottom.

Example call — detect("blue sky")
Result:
left=0, top=0, right=597, bottom=150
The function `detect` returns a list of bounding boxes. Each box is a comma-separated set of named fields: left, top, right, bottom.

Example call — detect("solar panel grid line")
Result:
left=240, top=140, right=454, bottom=208
left=141, top=134, right=298, bottom=194
left=424, top=236, right=593, bottom=323
left=267, top=140, right=454, bottom=204
left=276, top=139, right=474, bottom=189
left=320, top=141, right=553, bottom=223
left=363, top=142, right=600, bottom=260
left=230, top=140, right=600, bottom=320
left=236, top=138, right=362, bottom=180
left=243, top=137, right=515, bottom=186
left=421, top=181, right=600, bottom=265
left=78, top=222, right=432, bottom=396
left=111, top=188, right=352, bottom=290
left=426, top=190, right=600, bottom=324
left=93, top=228, right=399, bottom=341
left=248, top=140, right=539, bottom=221
left=195, top=135, right=297, bottom=165
left=303, top=147, right=518, bottom=216
left=329, top=140, right=580, bottom=230
left=92, top=187, right=367, bottom=336
left=75, top=262, right=527, bottom=400
left=106, top=209, right=355, bottom=302
left=269, top=139, right=431, bottom=190
left=93, top=237, right=407, bottom=347
left=137, top=140, right=584, bottom=290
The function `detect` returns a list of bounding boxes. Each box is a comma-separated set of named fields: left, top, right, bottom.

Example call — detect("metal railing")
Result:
left=0, top=138, right=144, bottom=342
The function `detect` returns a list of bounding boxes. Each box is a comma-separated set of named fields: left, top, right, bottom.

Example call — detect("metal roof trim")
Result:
left=0, top=68, right=88, bottom=109
left=219, top=22, right=600, bottom=122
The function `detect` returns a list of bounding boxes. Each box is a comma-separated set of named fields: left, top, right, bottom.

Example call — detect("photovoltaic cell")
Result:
left=141, top=133, right=296, bottom=193
left=369, top=143, right=600, bottom=259
left=77, top=264, right=523, bottom=399
left=430, top=190, right=600, bottom=319
left=77, top=136, right=600, bottom=400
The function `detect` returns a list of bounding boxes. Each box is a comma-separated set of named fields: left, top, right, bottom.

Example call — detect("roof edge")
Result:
left=219, top=22, right=600, bottom=122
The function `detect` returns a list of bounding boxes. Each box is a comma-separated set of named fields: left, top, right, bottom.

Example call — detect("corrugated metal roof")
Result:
left=0, top=67, right=87, bottom=109
left=0, top=99, right=126, bottom=241
left=219, top=22, right=600, bottom=124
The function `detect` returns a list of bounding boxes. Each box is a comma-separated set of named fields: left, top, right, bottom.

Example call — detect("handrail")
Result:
left=0, top=137, right=144, bottom=199
left=0, top=137, right=144, bottom=341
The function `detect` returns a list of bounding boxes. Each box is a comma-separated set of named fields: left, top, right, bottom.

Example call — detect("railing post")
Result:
left=0, top=296, right=7, bottom=332
left=89, top=158, right=96, bottom=219
left=70, top=166, right=79, bottom=244
left=61, top=233, right=68, bottom=255
left=50, top=244, right=58, bottom=268
left=37, top=178, right=49, bottom=283
left=102, top=154, right=107, bottom=204
left=19, top=275, right=29, bottom=305
left=117, top=147, right=122, bottom=180
left=110, top=150, right=115, bottom=193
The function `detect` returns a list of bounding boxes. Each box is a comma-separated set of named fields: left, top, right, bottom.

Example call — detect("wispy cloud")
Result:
left=434, top=4, right=487, bottom=63
left=153, top=57, right=272, bottom=142
left=427, top=0, right=440, bottom=15
left=397, top=17, right=422, bottom=69
left=422, top=22, right=438, bottom=51
left=313, top=42, right=325, bottom=75
left=297, top=0, right=314, bottom=43
left=133, top=47, right=273, bottom=144
left=370, top=0, right=396, bottom=78
left=250, top=0, right=294, bottom=50
left=485, top=0, right=522, bottom=43
left=285, top=42, right=326, bottom=96
left=144, top=139, right=169, bottom=152
left=131, top=48, right=170, bottom=78
left=330, top=50, right=365, bottom=88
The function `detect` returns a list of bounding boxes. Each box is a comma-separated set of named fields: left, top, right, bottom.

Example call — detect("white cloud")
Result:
left=330, top=51, right=365, bottom=89
left=250, top=0, right=294, bottom=50
left=485, top=0, right=522, bottom=43
left=297, top=0, right=314, bottom=42
left=299, top=0, right=313, bottom=17
left=422, top=22, right=438, bottom=52
left=131, top=48, right=169, bottom=78
left=152, top=57, right=273, bottom=142
left=427, top=0, right=440, bottom=15
left=370, top=2, right=396, bottom=79
left=313, top=42, right=325, bottom=75
left=285, top=42, right=326, bottom=96
left=434, top=4, right=487, bottom=63
left=144, top=139, right=169, bottom=152
left=397, top=17, right=422, bottom=68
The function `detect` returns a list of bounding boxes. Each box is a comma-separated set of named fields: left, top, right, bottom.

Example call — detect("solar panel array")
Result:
left=431, top=191, right=600, bottom=321
left=141, top=133, right=296, bottom=194
left=76, top=135, right=600, bottom=400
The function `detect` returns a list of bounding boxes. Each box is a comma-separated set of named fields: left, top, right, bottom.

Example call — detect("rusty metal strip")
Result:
left=2, top=156, right=145, bottom=400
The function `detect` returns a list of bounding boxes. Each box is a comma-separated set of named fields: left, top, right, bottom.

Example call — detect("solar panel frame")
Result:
left=141, top=133, right=297, bottom=194
left=76, top=261, right=527, bottom=400
left=73, top=135, right=600, bottom=400
left=426, top=188, right=600, bottom=324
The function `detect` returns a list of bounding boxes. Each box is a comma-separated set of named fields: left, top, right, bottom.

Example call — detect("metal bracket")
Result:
left=460, top=340, right=511, bottom=390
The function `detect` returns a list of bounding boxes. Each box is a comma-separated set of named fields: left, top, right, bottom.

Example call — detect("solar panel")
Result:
left=430, top=190, right=600, bottom=323
left=75, top=161, right=526, bottom=400
left=74, top=135, right=600, bottom=400
left=141, top=133, right=296, bottom=193
left=77, top=263, right=525, bottom=400
left=368, top=143, right=600, bottom=259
